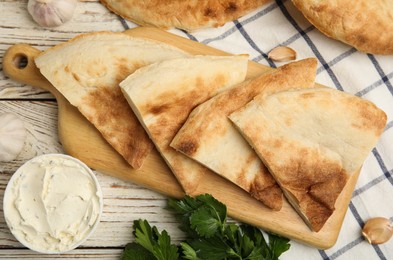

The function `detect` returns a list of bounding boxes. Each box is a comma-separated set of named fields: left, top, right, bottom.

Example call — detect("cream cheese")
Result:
left=3, top=154, right=103, bottom=253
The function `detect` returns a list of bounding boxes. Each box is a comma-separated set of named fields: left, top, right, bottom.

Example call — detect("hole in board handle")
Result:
left=13, top=54, right=28, bottom=69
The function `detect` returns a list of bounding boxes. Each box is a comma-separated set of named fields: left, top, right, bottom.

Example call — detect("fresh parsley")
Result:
left=121, top=194, right=290, bottom=260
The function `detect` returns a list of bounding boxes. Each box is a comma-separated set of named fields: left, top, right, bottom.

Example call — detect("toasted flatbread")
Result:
left=291, top=0, right=393, bottom=54
left=170, top=58, right=317, bottom=210
left=120, top=55, right=248, bottom=193
left=35, top=32, right=190, bottom=169
left=229, top=88, right=387, bottom=231
left=100, top=0, right=271, bottom=31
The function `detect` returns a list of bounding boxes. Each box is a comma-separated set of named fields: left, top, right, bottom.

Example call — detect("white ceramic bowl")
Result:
left=3, top=153, right=103, bottom=254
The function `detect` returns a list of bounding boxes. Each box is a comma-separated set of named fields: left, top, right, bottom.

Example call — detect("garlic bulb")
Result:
left=0, top=113, right=27, bottom=162
left=362, top=217, right=393, bottom=245
left=27, top=0, right=77, bottom=27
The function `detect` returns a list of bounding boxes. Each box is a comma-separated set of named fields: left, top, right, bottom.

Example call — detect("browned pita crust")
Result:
left=291, top=0, right=393, bottom=54
left=100, top=0, right=271, bottom=31
left=171, top=58, right=318, bottom=210
left=120, top=55, right=249, bottom=193
left=35, top=32, right=190, bottom=169
left=230, top=88, right=387, bottom=231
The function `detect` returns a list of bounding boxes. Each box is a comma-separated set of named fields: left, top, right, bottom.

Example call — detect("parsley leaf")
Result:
left=180, top=242, right=201, bottom=260
left=267, top=233, right=291, bottom=259
left=190, top=207, right=223, bottom=237
left=170, top=194, right=290, bottom=260
left=168, top=194, right=227, bottom=239
left=123, top=219, right=179, bottom=260
left=188, top=236, right=234, bottom=259
left=122, top=194, right=291, bottom=260
left=121, top=242, right=155, bottom=260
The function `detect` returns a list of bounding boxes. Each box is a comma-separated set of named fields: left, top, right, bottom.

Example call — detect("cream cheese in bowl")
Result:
left=3, top=154, right=103, bottom=253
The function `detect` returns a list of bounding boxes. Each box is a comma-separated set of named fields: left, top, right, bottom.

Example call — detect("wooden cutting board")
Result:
left=3, top=27, right=361, bottom=249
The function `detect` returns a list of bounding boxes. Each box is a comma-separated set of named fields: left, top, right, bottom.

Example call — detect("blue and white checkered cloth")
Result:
left=120, top=1, right=393, bottom=259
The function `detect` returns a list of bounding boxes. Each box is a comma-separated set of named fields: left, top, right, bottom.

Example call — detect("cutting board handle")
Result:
left=3, top=44, right=60, bottom=98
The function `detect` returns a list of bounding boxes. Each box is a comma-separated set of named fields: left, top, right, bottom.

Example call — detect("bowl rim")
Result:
left=3, top=153, right=104, bottom=254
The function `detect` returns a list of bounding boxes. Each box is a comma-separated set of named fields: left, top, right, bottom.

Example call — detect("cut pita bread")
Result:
left=100, top=0, right=270, bottom=31
left=291, top=0, right=393, bottom=54
left=229, top=87, right=387, bottom=231
left=120, top=55, right=248, bottom=193
left=170, top=58, right=317, bottom=210
left=35, top=32, right=190, bottom=169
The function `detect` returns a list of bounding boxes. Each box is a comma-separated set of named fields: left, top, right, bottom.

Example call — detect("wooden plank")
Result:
left=0, top=101, right=62, bottom=172
left=0, top=1, right=122, bottom=35
left=0, top=0, right=128, bottom=100
left=0, top=248, right=122, bottom=259
left=0, top=171, right=185, bottom=249
left=0, top=102, right=185, bottom=249
left=2, top=27, right=360, bottom=249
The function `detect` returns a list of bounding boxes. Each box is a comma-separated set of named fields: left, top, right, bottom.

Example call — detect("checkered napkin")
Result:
left=120, top=0, right=393, bottom=258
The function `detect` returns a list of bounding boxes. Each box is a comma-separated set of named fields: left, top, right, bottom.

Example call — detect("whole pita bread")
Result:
left=170, top=58, right=317, bottom=210
left=229, top=87, right=386, bottom=231
left=120, top=55, right=248, bottom=193
left=100, top=0, right=271, bottom=31
left=291, top=0, right=393, bottom=54
left=35, top=32, right=190, bottom=169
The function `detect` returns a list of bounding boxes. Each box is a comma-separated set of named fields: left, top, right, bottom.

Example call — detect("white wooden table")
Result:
left=1, top=1, right=392, bottom=259
left=0, top=1, right=185, bottom=258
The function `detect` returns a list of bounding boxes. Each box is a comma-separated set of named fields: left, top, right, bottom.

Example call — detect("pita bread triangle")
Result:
left=100, top=0, right=271, bottom=31
left=34, top=31, right=190, bottom=169
left=170, top=58, right=318, bottom=210
left=229, top=87, right=387, bottom=231
left=120, top=55, right=248, bottom=194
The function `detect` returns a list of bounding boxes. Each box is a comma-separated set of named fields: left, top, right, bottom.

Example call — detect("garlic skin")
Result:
left=362, top=217, right=393, bottom=245
left=268, top=46, right=297, bottom=62
left=0, top=113, right=27, bottom=162
left=27, top=0, right=77, bottom=27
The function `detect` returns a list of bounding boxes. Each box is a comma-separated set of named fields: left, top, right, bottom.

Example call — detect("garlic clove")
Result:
left=0, top=113, right=27, bottom=162
left=362, top=217, right=393, bottom=245
left=268, top=46, right=297, bottom=62
left=27, top=0, right=77, bottom=27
